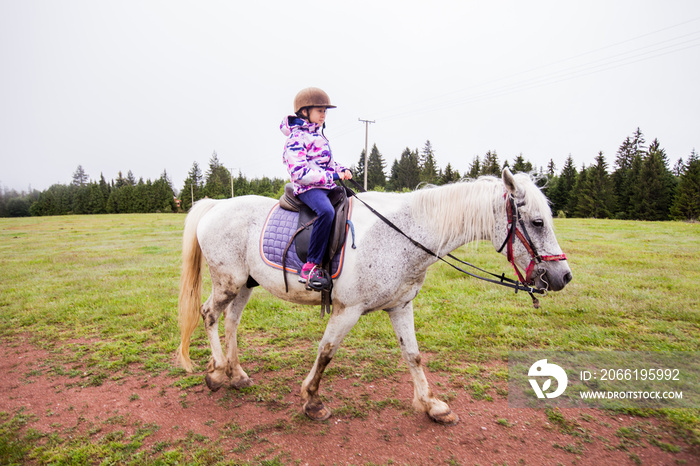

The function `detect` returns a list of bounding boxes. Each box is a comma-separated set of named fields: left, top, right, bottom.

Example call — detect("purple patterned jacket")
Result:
left=281, top=116, right=348, bottom=196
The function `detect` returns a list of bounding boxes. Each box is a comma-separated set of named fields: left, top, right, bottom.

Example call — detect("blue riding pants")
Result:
left=297, top=188, right=335, bottom=265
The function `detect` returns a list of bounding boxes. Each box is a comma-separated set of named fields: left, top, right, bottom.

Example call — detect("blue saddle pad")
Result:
left=260, top=204, right=347, bottom=278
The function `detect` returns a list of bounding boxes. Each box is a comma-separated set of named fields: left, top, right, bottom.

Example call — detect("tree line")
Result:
left=179, top=152, right=286, bottom=211
left=353, top=129, right=698, bottom=221
left=1, top=152, right=288, bottom=217
left=545, top=129, right=698, bottom=221
left=2, top=129, right=698, bottom=220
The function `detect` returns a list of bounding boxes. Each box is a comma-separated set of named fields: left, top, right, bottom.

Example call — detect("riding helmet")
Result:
left=294, top=87, right=336, bottom=114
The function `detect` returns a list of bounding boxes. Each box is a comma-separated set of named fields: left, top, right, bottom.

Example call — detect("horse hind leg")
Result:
left=200, top=292, right=228, bottom=392
left=201, top=282, right=244, bottom=392
left=223, top=286, right=254, bottom=389
left=387, top=302, right=459, bottom=426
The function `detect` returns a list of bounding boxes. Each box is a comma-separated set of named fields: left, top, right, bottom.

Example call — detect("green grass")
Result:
left=0, top=215, right=698, bottom=461
left=2, top=216, right=697, bottom=364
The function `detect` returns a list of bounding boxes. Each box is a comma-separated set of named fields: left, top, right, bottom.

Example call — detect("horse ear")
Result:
left=502, top=168, right=518, bottom=196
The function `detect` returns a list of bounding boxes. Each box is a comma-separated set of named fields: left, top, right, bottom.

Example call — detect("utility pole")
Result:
left=230, top=168, right=235, bottom=198
left=358, top=118, right=375, bottom=190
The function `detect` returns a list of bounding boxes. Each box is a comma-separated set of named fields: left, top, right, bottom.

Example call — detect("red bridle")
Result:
left=497, top=194, right=567, bottom=288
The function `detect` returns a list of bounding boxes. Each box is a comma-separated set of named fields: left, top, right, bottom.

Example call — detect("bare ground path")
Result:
left=1, top=335, right=697, bottom=465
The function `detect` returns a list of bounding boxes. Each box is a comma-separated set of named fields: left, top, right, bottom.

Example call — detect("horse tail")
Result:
left=177, top=199, right=218, bottom=372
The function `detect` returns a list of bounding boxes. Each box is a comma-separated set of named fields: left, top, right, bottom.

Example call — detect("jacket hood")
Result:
left=280, top=116, right=322, bottom=137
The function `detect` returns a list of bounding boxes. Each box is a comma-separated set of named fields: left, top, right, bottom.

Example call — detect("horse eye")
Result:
left=531, top=219, right=544, bottom=228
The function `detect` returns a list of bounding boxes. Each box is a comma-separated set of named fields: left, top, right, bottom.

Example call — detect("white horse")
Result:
left=177, top=169, right=572, bottom=425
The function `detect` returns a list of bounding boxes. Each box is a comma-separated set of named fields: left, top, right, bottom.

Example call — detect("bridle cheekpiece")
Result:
left=496, top=193, right=567, bottom=289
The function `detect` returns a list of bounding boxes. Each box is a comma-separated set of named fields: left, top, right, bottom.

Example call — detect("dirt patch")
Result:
left=1, top=335, right=697, bottom=465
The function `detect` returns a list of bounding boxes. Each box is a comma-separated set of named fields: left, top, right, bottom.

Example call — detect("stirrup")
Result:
left=306, top=268, right=330, bottom=292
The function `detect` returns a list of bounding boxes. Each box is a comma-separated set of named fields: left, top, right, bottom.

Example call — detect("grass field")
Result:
left=0, top=213, right=698, bottom=462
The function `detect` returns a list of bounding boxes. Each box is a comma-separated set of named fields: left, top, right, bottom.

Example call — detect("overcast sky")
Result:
left=1, top=0, right=699, bottom=193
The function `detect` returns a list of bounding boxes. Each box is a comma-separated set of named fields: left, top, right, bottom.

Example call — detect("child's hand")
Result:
left=340, top=170, right=353, bottom=180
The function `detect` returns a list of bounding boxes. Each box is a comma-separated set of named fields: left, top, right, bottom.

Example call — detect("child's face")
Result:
left=308, top=107, right=327, bottom=125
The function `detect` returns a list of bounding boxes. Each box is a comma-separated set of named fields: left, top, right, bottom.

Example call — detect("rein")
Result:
left=339, top=178, right=562, bottom=308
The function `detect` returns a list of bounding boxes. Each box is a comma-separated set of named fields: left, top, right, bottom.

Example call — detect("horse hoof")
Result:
left=429, top=409, right=459, bottom=426
left=204, top=373, right=225, bottom=392
left=304, top=402, right=332, bottom=421
left=230, top=377, right=254, bottom=390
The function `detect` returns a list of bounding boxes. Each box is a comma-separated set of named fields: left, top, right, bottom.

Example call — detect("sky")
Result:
left=1, top=0, right=699, bottom=193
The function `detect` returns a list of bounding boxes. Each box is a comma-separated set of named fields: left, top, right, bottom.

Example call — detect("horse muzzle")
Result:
left=529, top=260, right=573, bottom=292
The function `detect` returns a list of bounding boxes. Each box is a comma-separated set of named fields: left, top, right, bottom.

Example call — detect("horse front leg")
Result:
left=301, top=307, right=361, bottom=421
left=388, top=301, right=459, bottom=425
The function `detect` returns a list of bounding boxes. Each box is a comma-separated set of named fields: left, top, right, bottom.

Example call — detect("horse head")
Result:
left=494, top=168, right=572, bottom=292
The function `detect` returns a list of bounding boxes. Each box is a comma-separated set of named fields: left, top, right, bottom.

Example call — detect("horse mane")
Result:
left=410, top=173, right=552, bottom=252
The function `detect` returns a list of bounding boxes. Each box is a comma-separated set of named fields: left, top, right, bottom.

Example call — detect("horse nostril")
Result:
left=563, top=272, right=573, bottom=285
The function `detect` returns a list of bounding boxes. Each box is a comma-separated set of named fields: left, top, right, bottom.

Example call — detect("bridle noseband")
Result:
left=497, top=194, right=567, bottom=289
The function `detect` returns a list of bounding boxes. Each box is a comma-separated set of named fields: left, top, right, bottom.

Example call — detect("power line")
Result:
left=370, top=18, right=700, bottom=123
left=398, top=37, right=700, bottom=120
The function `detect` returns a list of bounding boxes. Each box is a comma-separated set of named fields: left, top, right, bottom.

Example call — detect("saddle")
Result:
left=279, top=184, right=350, bottom=262
left=278, top=184, right=352, bottom=316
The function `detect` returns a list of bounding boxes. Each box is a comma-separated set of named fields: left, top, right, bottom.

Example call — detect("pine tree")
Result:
left=568, top=164, right=588, bottom=216
left=251, top=176, right=275, bottom=197
left=671, top=149, right=700, bottom=220
left=512, top=154, right=533, bottom=173
left=637, top=139, right=674, bottom=220
left=234, top=170, right=249, bottom=197
left=420, top=140, right=438, bottom=184
left=36, top=184, right=71, bottom=216
left=391, top=148, right=420, bottom=191
left=613, top=137, right=633, bottom=218
left=467, top=156, right=481, bottom=178
left=72, top=165, right=89, bottom=187
left=72, top=184, right=90, bottom=214
left=612, top=128, right=647, bottom=218
left=672, top=158, right=685, bottom=177
left=440, top=163, right=460, bottom=184
left=126, top=170, right=137, bottom=186
left=98, top=174, right=110, bottom=205
left=481, top=150, right=500, bottom=176
left=631, top=127, right=646, bottom=157
left=587, top=152, right=615, bottom=218
left=626, top=153, right=645, bottom=220
left=204, top=152, right=232, bottom=199
left=115, top=171, right=128, bottom=189
left=355, top=150, right=366, bottom=185
left=113, top=184, right=135, bottom=213
left=88, top=182, right=106, bottom=214
left=387, top=158, right=401, bottom=191
left=366, top=144, right=387, bottom=190
left=133, top=178, right=148, bottom=212
left=152, top=170, right=176, bottom=212
left=180, top=161, right=204, bottom=211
